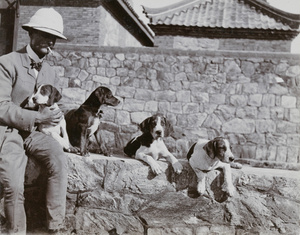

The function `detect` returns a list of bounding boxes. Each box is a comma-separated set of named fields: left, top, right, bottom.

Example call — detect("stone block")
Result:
left=176, top=90, right=191, bottom=102
left=116, top=86, right=136, bottom=98
left=286, top=65, right=300, bottom=77
left=115, top=53, right=125, bottom=61
left=182, top=103, right=199, bottom=114
left=224, top=60, right=241, bottom=77
left=281, top=96, right=297, bottom=108
left=115, top=110, right=131, bottom=125
left=290, top=108, right=300, bottom=123
left=248, top=94, right=262, bottom=106
left=230, top=95, right=248, bottom=107
left=236, top=106, right=257, bottom=119
left=210, top=93, right=225, bottom=104
left=78, top=70, right=89, bottom=81
left=191, top=92, right=209, bottom=103
left=256, top=120, right=276, bottom=133
left=123, top=99, right=145, bottom=112
left=145, top=101, right=158, bottom=112
left=155, top=91, right=176, bottom=102
left=241, top=61, right=255, bottom=77
left=65, top=66, right=80, bottom=78
left=262, top=94, right=275, bottom=107
left=222, top=118, right=255, bottom=134
left=110, top=58, right=122, bottom=68
left=134, top=89, right=155, bottom=101
left=170, top=102, right=183, bottom=114
left=269, top=84, right=288, bottom=95
left=61, top=87, right=86, bottom=104
left=92, top=75, right=110, bottom=84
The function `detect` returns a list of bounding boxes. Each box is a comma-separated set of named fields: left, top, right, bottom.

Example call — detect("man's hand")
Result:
left=35, top=106, right=63, bottom=125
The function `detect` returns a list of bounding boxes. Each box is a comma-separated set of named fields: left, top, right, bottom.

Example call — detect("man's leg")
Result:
left=0, top=128, right=27, bottom=234
left=24, top=131, right=68, bottom=231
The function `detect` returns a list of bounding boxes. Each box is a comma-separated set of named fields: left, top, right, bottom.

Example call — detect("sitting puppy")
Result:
left=65, top=86, right=120, bottom=157
left=187, top=137, right=242, bottom=197
left=124, top=114, right=183, bottom=175
left=25, top=84, right=77, bottom=152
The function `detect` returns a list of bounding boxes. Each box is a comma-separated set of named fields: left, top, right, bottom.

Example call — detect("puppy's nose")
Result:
left=229, top=157, right=234, bottom=162
left=32, top=97, right=37, bottom=103
left=156, top=130, right=162, bottom=135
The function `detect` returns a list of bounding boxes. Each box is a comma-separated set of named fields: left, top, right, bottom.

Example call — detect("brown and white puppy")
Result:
left=26, top=84, right=76, bottom=152
left=124, top=114, right=183, bottom=175
left=187, top=137, right=242, bottom=197
left=65, top=86, right=120, bottom=157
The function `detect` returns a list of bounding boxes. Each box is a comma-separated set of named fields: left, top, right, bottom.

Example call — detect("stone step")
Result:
left=1, top=153, right=299, bottom=234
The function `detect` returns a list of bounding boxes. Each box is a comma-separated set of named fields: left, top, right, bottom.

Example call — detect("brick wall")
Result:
left=47, top=45, right=300, bottom=165
left=0, top=9, right=14, bottom=56
left=154, top=36, right=291, bottom=52
left=16, top=5, right=143, bottom=50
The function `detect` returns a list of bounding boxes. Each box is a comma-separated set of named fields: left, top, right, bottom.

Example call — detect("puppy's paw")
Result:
left=67, top=146, right=80, bottom=154
left=230, top=162, right=242, bottom=169
left=150, top=162, right=163, bottom=175
left=197, top=181, right=206, bottom=195
left=172, top=161, right=183, bottom=174
left=222, top=184, right=235, bottom=197
left=80, top=150, right=90, bottom=157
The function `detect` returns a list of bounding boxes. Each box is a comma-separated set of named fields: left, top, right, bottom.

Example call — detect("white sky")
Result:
left=132, top=0, right=300, bottom=53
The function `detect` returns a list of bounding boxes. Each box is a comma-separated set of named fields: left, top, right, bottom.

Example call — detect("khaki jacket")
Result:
left=0, top=46, right=59, bottom=145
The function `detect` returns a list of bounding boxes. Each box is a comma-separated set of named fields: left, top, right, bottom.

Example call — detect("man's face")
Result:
left=29, top=29, right=56, bottom=58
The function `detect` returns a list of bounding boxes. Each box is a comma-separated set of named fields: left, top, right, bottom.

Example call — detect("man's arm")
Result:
left=0, top=57, right=38, bottom=131
left=0, top=56, right=62, bottom=131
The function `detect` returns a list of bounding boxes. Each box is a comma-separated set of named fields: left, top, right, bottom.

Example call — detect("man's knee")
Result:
left=23, top=132, right=68, bottom=179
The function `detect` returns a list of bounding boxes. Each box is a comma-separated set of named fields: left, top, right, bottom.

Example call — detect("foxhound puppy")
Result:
left=65, top=86, right=120, bottom=156
left=26, top=84, right=76, bottom=153
left=124, top=114, right=183, bottom=175
left=187, top=137, right=242, bottom=197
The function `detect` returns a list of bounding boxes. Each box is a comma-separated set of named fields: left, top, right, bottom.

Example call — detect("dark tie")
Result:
left=30, top=59, right=43, bottom=72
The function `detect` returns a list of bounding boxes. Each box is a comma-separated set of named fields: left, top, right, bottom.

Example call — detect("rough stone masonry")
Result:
left=49, top=45, right=300, bottom=167
left=1, top=46, right=299, bottom=234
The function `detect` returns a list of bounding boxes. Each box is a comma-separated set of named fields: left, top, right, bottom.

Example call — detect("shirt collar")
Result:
left=26, top=44, right=43, bottom=63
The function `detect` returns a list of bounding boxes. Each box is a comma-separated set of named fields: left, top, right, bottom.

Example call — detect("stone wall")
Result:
left=21, top=153, right=300, bottom=235
left=154, top=36, right=292, bottom=52
left=47, top=45, right=300, bottom=165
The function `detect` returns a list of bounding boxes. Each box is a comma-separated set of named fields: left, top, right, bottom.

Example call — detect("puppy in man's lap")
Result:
left=24, top=84, right=77, bottom=153
left=124, top=114, right=183, bottom=175
left=187, top=137, right=242, bottom=197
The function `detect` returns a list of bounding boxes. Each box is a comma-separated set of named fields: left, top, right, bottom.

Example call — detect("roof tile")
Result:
left=143, top=0, right=300, bottom=31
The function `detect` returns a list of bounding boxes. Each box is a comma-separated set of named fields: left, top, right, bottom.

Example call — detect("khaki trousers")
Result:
left=0, top=128, right=67, bottom=234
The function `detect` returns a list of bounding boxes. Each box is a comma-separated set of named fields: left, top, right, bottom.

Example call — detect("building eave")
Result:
left=150, top=25, right=300, bottom=40
left=103, top=0, right=154, bottom=46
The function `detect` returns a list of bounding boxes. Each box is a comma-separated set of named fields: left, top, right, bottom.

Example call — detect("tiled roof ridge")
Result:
left=243, top=0, right=300, bottom=28
left=143, top=0, right=300, bottom=29
left=143, top=0, right=211, bottom=23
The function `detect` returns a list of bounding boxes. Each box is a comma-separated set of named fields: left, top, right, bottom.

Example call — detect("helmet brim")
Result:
left=22, top=25, right=67, bottom=40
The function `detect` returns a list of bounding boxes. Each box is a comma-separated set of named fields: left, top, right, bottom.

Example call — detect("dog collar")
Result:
left=96, top=109, right=103, bottom=117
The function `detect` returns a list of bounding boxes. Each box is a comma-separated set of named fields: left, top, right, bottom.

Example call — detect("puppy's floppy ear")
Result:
left=163, top=116, right=173, bottom=137
left=94, top=87, right=105, bottom=103
left=203, top=139, right=216, bottom=159
left=139, top=117, right=151, bottom=133
left=47, top=86, right=62, bottom=106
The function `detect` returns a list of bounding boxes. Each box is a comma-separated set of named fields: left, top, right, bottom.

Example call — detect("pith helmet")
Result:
left=22, top=8, right=67, bottom=40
